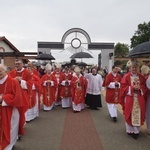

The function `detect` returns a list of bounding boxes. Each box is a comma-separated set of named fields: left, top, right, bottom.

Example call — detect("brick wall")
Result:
left=4, top=57, right=16, bottom=70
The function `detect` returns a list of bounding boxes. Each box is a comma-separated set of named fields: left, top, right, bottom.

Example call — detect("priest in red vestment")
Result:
left=0, top=64, right=25, bottom=150
left=102, top=65, right=122, bottom=122
left=27, top=61, right=41, bottom=78
left=119, top=59, right=147, bottom=139
left=41, top=64, right=57, bottom=111
left=53, top=63, right=64, bottom=106
left=9, top=59, right=32, bottom=139
left=25, top=66, right=42, bottom=121
left=60, top=67, right=72, bottom=108
left=71, top=66, right=87, bottom=112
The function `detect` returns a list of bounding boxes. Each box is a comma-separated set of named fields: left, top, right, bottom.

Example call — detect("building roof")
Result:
left=0, top=36, right=20, bottom=52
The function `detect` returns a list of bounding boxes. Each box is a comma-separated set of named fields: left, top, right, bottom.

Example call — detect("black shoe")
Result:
left=74, top=110, right=79, bottom=113
left=90, top=106, right=99, bottom=110
left=127, top=132, right=132, bottom=136
left=17, top=135, right=22, bottom=141
left=131, top=133, right=139, bottom=140
left=113, top=117, right=117, bottom=122
left=93, top=107, right=99, bottom=110
left=87, top=106, right=92, bottom=109
left=12, top=146, right=15, bottom=150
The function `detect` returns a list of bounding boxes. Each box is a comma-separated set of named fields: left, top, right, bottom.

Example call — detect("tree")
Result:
left=130, top=21, right=150, bottom=48
left=114, top=42, right=129, bottom=72
left=114, top=42, right=129, bottom=57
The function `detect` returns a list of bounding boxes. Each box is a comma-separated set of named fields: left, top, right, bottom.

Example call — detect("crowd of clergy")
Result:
left=0, top=58, right=150, bottom=149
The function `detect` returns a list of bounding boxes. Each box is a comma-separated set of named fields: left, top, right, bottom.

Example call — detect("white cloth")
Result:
left=55, top=100, right=62, bottom=106
left=17, top=68, right=27, bottom=90
left=146, top=77, right=150, bottom=133
left=4, top=108, right=19, bottom=150
left=43, top=102, right=54, bottom=111
left=61, top=97, right=72, bottom=108
left=84, top=73, right=103, bottom=95
left=146, top=77, right=150, bottom=89
left=61, top=80, right=71, bottom=86
left=25, top=106, right=36, bottom=121
left=108, top=82, right=120, bottom=89
left=25, top=87, right=39, bottom=121
left=72, top=102, right=85, bottom=112
left=107, top=103, right=118, bottom=117
left=107, top=72, right=120, bottom=89
left=20, top=80, right=28, bottom=89
left=43, top=81, right=54, bottom=86
left=2, top=100, right=8, bottom=106
left=125, top=123, right=140, bottom=134
left=0, top=75, right=8, bottom=84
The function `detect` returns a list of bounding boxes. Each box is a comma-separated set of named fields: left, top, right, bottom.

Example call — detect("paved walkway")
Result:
left=14, top=91, right=150, bottom=150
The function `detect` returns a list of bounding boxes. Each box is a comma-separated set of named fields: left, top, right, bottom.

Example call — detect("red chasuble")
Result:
left=60, top=73, right=72, bottom=98
left=9, top=68, right=33, bottom=108
left=103, top=73, right=122, bottom=104
left=71, top=75, right=87, bottom=105
left=119, top=72, right=147, bottom=126
left=9, top=68, right=33, bottom=135
left=0, top=75, right=25, bottom=150
left=52, top=71, right=64, bottom=102
left=41, top=74, right=57, bottom=106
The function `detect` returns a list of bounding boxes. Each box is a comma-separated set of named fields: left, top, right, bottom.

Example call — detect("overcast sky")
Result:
left=0, top=0, right=150, bottom=65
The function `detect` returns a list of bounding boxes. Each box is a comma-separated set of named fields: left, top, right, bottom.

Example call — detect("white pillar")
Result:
left=1, top=58, right=4, bottom=65
left=108, top=59, right=112, bottom=73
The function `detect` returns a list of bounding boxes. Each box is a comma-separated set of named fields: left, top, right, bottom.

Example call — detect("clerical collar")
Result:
left=0, top=75, right=8, bottom=84
left=75, top=74, right=81, bottom=78
left=131, top=73, right=138, bottom=77
left=92, top=74, right=97, bottom=76
left=47, top=72, right=51, bottom=76
left=17, top=67, right=24, bottom=73
left=65, top=73, right=69, bottom=76
left=112, top=72, right=117, bottom=77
